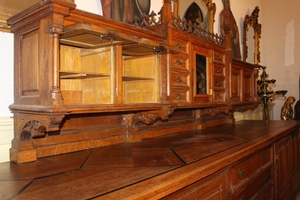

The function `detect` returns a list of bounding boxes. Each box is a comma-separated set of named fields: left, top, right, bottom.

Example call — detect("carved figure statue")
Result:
left=100, top=0, right=150, bottom=22
left=220, top=0, right=241, bottom=59
left=281, top=96, right=296, bottom=120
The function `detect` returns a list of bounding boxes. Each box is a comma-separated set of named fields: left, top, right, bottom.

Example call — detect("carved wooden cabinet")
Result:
left=7, top=0, right=258, bottom=164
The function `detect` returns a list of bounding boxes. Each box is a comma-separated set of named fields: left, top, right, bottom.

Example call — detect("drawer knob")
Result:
left=175, top=60, right=182, bottom=65
left=262, top=156, right=267, bottom=162
left=216, top=55, right=221, bottom=60
left=216, top=82, right=221, bottom=86
left=176, top=76, right=182, bottom=83
left=175, top=44, right=182, bottom=49
left=237, top=170, right=244, bottom=178
left=176, top=94, right=181, bottom=100
left=216, top=69, right=221, bottom=73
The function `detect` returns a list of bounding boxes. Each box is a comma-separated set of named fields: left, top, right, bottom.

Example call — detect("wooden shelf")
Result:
left=60, top=22, right=138, bottom=48
left=60, top=71, right=110, bottom=79
left=122, top=76, right=155, bottom=82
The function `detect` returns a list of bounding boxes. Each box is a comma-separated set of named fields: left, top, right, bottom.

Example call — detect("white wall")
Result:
left=0, top=32, right=14, bottom=162
left=261, top=0, right=300, bottom=119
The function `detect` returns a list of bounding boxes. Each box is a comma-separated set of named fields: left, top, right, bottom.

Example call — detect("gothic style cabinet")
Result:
left=6, top=1, right=300, bottom=200
left=7, top=0, right=258, bottom=164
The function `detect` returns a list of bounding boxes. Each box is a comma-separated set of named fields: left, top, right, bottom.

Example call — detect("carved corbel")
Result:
left=132, top=108, right=175, bottom=126
left=18, top=114, right=65, bottom=141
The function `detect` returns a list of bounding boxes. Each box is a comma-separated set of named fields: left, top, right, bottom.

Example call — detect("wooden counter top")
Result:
left=1, top=120, right=299, bottom=199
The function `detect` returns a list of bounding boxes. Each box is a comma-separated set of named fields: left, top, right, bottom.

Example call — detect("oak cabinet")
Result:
left=8, top=0, right=258, bottom=164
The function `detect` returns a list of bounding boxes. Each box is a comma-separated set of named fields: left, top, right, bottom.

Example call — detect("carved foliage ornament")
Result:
left=132, top=108, right=175, bottom=126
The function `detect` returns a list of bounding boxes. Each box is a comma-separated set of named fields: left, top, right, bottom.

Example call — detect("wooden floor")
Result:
left=0, top=121, right=299, bottom=199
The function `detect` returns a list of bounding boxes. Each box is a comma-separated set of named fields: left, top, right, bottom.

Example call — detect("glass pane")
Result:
left=196, top=54, right=207, bottom=94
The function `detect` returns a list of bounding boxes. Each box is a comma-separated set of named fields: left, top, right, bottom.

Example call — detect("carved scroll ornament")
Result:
left=132, top=108, right=175, bottom=126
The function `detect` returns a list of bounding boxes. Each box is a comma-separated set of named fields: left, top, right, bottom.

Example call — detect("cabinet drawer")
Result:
left=213, top=51, right=225, bottom=64
left=162, top=170, right=226, bottom=200
left=171, top=71, right=188, bottom=86
left=170, top=55, right=188, bottom=70
left=171, top=37, right=188, bottom=53
left=212, top=90, right=225, bottom=101
left=213, top=65, right=225, bottom=76
left=213, top=76, right=225, bottom=88
left=230, top=146, right=272, bottom=190
left=232, top=167, right=273, bottom=200
left=171, top=87, right=189, bottom=103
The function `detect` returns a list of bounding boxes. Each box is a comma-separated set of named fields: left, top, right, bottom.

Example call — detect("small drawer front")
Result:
left=171, top=87, right=189, bottom=103
left=232, top=167, right=273, bottom=200
left=213, top=90, right=225, bottom=101
left=171, top=38, right=188, bottom=53
left=213, top=77, right=225, bottom=88
left=213, top=65, right=225, bottom=76
left=170, top=55, right=188, bottom=69
left=171, top=72, right=188, bottom=86
left=213, top=51, right=225, bottom=64
left=230, top=146, right=272, bottom=189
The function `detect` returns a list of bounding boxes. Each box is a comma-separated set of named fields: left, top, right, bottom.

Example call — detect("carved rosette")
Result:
left=132, top=108, right=175, bottom=126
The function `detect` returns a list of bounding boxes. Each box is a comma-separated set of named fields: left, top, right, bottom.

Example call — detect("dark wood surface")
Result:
left=1, top=120, right=300, bottom=199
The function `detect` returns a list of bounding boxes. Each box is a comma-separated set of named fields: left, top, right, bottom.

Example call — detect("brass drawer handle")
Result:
left=175, top=60, right=182, bottom=65
left=237, top=170, right=244, bottom=178
left=175, top=44, right=182, bottom=49
left=176, top=76, right=182, bottom=83
left=176, top=94, right=181, bottom=100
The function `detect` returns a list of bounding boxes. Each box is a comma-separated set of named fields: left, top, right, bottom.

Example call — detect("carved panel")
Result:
left=132, top=108, right=175, bottom=126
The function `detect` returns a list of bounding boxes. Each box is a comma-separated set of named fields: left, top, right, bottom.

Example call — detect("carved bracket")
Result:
left=18, top=114, right=65, bottom=141
left=132, top=108, right=175, bottom=126
left=199, top=106, right=231, bottom=120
